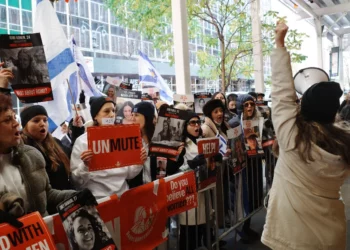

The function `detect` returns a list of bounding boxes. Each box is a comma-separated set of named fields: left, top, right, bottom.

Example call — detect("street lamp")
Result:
left=81, top=21, right=107, bottom=57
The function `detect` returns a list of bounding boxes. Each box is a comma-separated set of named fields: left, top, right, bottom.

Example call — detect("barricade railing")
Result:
left=159, top=144, right=277, bottom=250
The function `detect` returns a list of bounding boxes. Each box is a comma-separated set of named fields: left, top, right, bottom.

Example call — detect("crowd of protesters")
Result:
left=0, top=21, right=349, bottom=250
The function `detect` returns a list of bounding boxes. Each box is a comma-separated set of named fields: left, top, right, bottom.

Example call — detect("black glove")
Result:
left=187, top=154, right=206, bottom=169
left=213, top=153, right=223, bottom=163
left=77, top=188, right=98, bottom=206
left=0, top=210, right=23, bottom=228
left=79, top=90, right=86, bottom=104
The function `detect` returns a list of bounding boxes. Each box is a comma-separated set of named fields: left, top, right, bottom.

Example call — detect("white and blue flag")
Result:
left=138, top=51, right=173, bottom=104
left=218, top=133, right=227, bottom=156
left=34, top=0, right=77, bottom=132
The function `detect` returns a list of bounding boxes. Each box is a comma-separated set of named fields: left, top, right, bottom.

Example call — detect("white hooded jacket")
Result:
left=70, top=133, right=143, bottom=199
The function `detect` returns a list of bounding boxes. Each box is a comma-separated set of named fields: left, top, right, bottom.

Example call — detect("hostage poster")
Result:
left=0, top=33, right=52, bottom=103
left=0, top=212, right=56, bottom=250
left=242, top=119, right=264, bottom=156
left=197, top=137, right=219, bottom=191
left=150, top=107, right=186, bottom=160
left=194, top=92, right=212, bottom=114
left=227, top=125, right=247, bottom=174
left=173, top=94, right=194, bottom=111
left=116, top=89, right=141, bottom=124
left=57, top=194, right=117, bottom=250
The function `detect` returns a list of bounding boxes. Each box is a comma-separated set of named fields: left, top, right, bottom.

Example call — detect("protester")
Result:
left=211, top=92, right=234, bottom=122
left=235, top=94, right=263, bottom=243
left=0, top=92, right=79, bottom=223
left=256, top=93, right=265, bottom=102
left=262, top=22, right=350, bottom=250
left=247, top=92, right=257, bottom=102
left=227, top=93, right=238, bottom=115
left=70, top=96, right=146, bottom=199
left=178, top=112, right=208, bottom=250
left=201, top=99, right=230, bottom=232
left=20, top=105, right=73, bottom=194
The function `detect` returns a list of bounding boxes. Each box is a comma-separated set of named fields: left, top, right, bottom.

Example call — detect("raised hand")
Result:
left=275, top=21, right=288, bottom=48
left=81, top=150, right=94, bottom=167
left=0, top=63, right=14, bottom=89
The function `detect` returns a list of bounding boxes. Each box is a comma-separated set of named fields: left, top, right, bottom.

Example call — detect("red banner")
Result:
left=87, top=124, right=142, bottom=171
left=0, top=212, right=55, bottom=250
left=197, top=137, right=219, bottom=158
left=119, top=181, right=168, bottom=250
left=164, top=171, right=197, bottom=217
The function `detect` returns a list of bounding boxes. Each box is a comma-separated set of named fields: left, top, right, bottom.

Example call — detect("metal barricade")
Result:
left=156, top=145, right=277, bottom=250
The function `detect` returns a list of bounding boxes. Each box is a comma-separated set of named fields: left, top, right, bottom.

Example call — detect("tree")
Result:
left=106, top=0, right=307, bottom=91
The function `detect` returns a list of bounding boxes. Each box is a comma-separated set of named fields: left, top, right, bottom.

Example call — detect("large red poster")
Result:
left=87, top=124, right=142, bottom=171
left=0, top=212, right=56, bottom=250
left=119, top=181, right=168, bottom=250
left=164, top=171, right=197, bottom=217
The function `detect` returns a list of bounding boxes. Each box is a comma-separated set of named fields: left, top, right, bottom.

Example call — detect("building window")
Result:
left=55, top=0, right=66, bottom=13
left=91, top=2, right=99, bottom=20
left=22, top=10, right=32, bottom=28
left=9, top=8, right=20, bottom=25
left=99, top=5, right=108, bottom=23
left=69, top=0, right=79, bottom=16
left=0, top=5, right=6, bottom=29
left=79, top=0, right=89, bottom=18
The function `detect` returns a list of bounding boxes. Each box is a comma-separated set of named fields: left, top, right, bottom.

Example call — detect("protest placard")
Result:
left=242, top=119, right=264, bottom=156
left=116, top=89, right=141, bottom=124
left=173, top=94, right=194, bottom=111
left=227, top=125, right=247, bottom=174
left=57, top=194, right=117, bottom=250
left=119, top=181, right=168, bottom=250
left=0, top=212, right=56, bottom=250
left=87, top=124, right=142, bottom=171
left=197, top=137, right=219, bottom=191
left=164, top=171, right=197, bottom=217
left=0, top=33, right=52, bottom=103
left=194, top=92, right=212, bottom=114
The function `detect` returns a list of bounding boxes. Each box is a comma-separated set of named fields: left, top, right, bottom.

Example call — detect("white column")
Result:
left=250, top=0, right=264, bottom=93
left=338, top=35, right=344, bottom=87
left=315, top=17, right=324, bottom=69
left=171, top=0, right=191, bottom=95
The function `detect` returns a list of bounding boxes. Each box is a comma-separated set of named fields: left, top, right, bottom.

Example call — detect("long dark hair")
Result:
left=144, top=116, right=155, bottom=144
left=294, top=112, right=350, bottom=165
left=117, top=101, right=134, bottom=119
left=21, top=129, right=70, bottom=174
left=68, top=209, right=109, bottom=250
left=212, top=92, right=227, bottom=109
left=181, top=117, right=203, bottom=146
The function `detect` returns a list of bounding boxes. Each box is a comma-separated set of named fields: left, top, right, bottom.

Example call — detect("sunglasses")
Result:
left=188, top=120, right=202, bottom=126
left=244, top=102, right=255, bottom=108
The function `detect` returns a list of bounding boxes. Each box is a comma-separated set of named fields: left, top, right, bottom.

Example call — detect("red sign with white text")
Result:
left=0, top=212, right=56, bottom=250
left=197, top=137, right=219, bottom=158
left=164, top=171, right=197, bottom=217
left=87, top=124, right=142, bottom=171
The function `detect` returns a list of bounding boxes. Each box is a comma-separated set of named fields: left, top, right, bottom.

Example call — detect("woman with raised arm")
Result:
left=262, top=22, right=350, bottom=250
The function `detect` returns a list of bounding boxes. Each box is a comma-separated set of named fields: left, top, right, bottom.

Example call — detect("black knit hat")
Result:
left=301, top=82, right=342, bottom=124
left=20, top=105, right=48, bottom=128
left=202, top=99, right=225, bottom=118
left=132, top=101, right=155, bottom=123
left=248, top=92, right=257, bottom=99
left=184, top=111, right=200, bottom=123
left=236, top=94, right=254, bottom=117
left=89, top=96, right=116, bottom=119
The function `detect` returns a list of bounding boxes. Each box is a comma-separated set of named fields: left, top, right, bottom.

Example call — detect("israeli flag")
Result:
left=34, top=0, right=77, bottom=132
left=70, top=36, right=103, bottom=98
left=218, top=133, right=227, bottom=156
left=138, top=51, right=173, bottom=104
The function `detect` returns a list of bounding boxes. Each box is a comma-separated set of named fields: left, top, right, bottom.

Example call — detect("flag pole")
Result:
left=66, top=78, right=79, bottom=118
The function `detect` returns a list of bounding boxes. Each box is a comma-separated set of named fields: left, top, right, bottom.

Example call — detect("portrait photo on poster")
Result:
left=0, top=33, right=53, bottom=103
left=152, top=116, right=184, bottom=142
left=57, top=194, right=117, bottom=250
left=156, top=157, right=167, bottom=179
left=116, top=89, right=141, bottom=124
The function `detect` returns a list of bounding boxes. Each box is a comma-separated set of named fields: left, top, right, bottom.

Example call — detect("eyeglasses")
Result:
left=244, top=102, right=255, bottom=108
left=188, top=120, right=202, bottom=126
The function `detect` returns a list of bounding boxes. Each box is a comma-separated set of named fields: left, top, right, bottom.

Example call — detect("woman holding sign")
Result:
left=70, top=96, right=146, bottom=199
